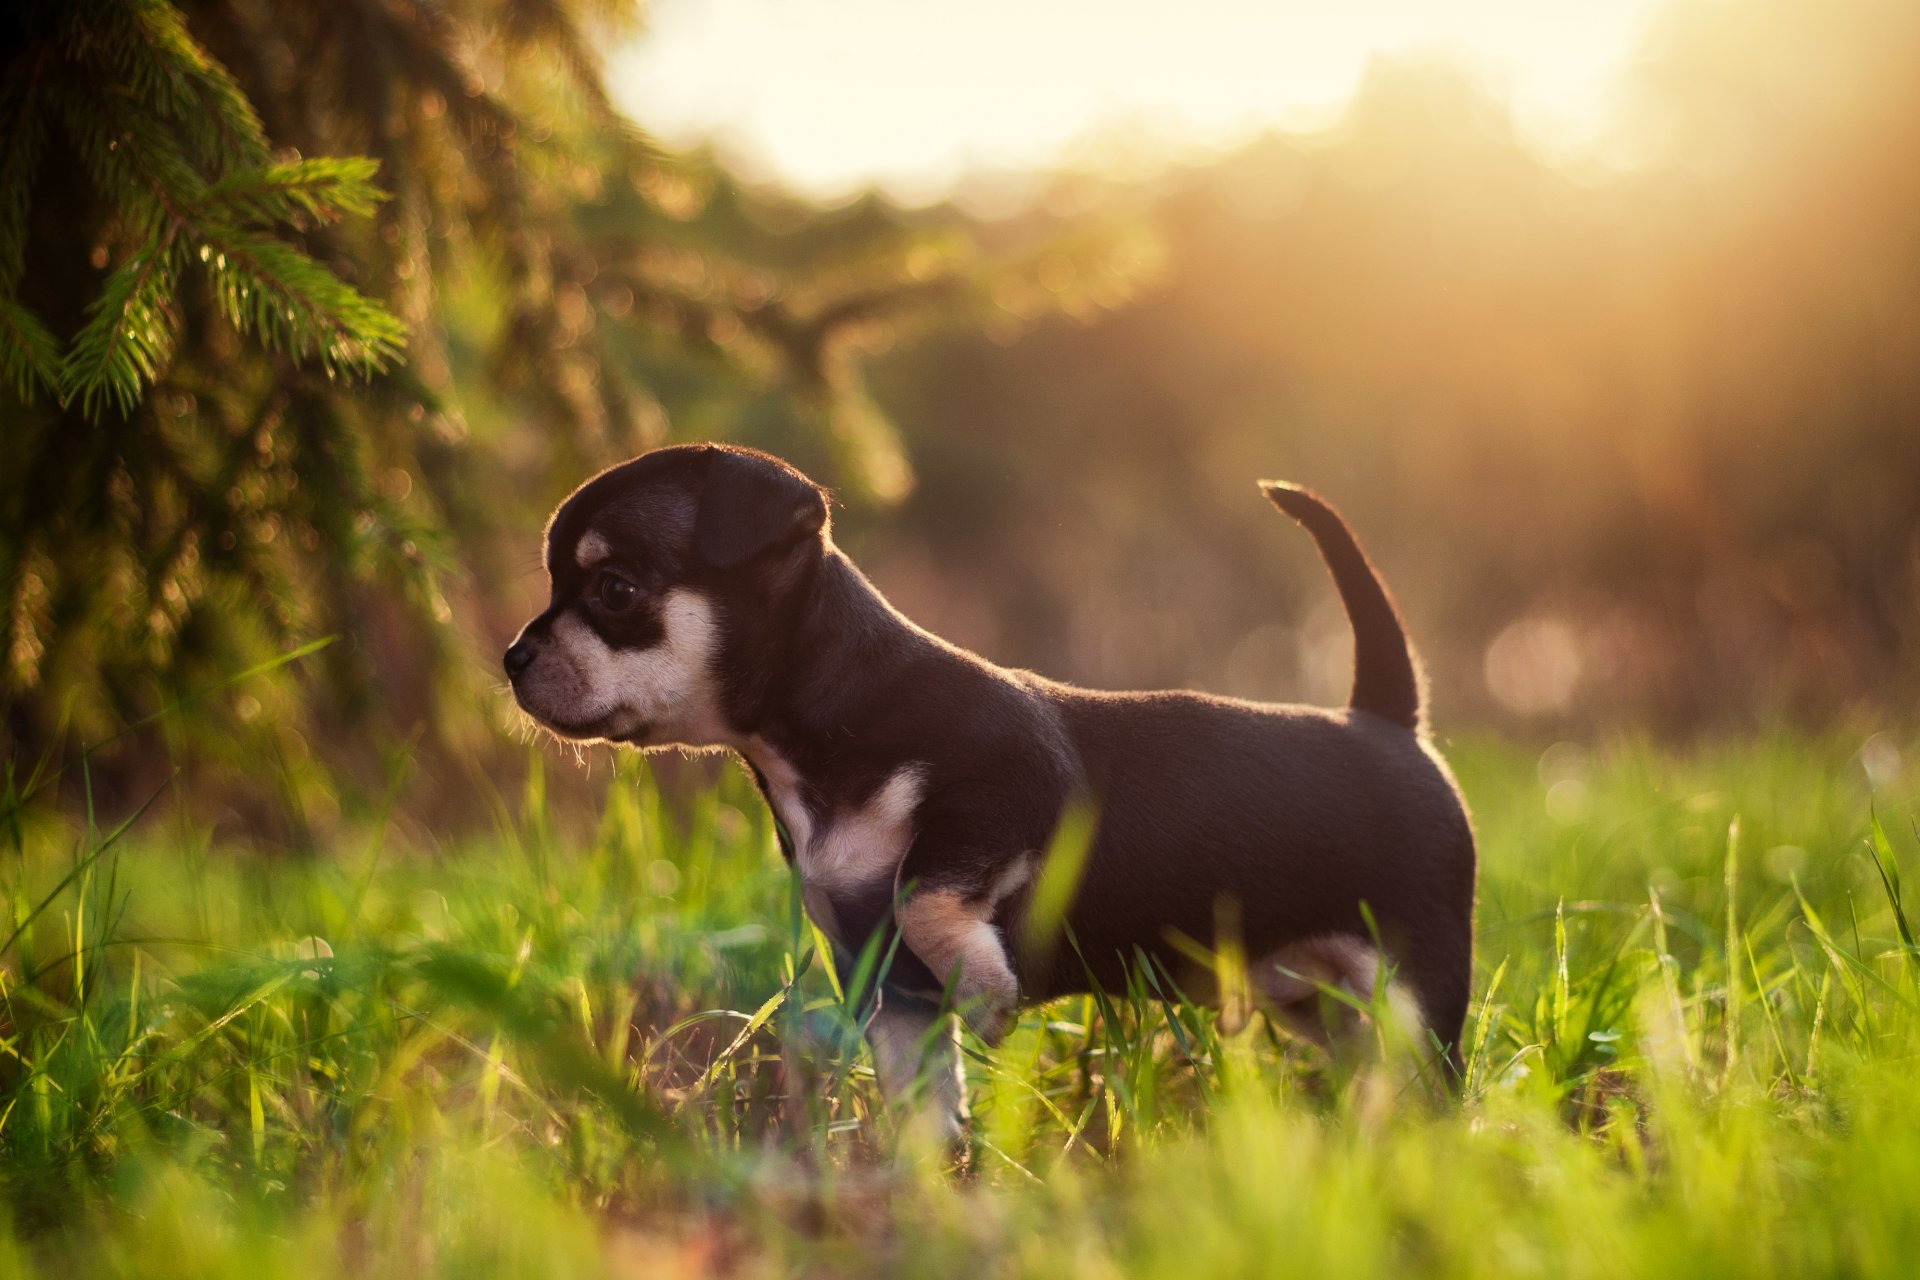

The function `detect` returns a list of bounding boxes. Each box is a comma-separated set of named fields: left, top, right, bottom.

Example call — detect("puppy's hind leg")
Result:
left=1252, top=935, right=1418, bottom=1056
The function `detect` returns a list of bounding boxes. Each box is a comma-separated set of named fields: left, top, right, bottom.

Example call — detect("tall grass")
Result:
left=0, top=729, right=1915, bottom=1276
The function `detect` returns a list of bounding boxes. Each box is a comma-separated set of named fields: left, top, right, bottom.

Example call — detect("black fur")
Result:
left=1262, top=481, right=1424, bottom=731
left=507, top=444, right=1478, bottom=1073
left=694, top=447, right=829, bottom=569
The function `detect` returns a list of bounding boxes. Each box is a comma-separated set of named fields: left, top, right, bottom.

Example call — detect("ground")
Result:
left=1, top=729, right=1916, bottom=1277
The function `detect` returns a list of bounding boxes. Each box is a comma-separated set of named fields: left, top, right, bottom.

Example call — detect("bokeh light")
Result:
left=614, top=0, right=1669, bottom=202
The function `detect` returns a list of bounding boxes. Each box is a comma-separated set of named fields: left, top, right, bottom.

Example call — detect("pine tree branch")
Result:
left=132, top=0, right=272, bottom=173
left=802, top=276, right=969, bottom=343
left=59, top=231, right=181, bottom=419
left=43, top=85, right=407, bottom=415
left=0, top=293, right=65, bottom=403
left=39, top=11, right=404, bottom=420
left=200, top=157, right=390, bottom=228
left=52, top=73, right=211, bottom=240
left=198, top=226, right=405, bottom=375
left=68, top=0, right=270, bottom=174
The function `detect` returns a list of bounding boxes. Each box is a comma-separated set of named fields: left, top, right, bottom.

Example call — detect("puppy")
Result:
left=506, top=444, right=1476, bottom=1139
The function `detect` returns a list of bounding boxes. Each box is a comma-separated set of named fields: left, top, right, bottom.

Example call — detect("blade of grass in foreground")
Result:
left=1868, top=808, right=1916, bottom=966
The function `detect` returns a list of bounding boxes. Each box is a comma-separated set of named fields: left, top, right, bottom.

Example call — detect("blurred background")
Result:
left=2, top=0, right=1916, bottom=839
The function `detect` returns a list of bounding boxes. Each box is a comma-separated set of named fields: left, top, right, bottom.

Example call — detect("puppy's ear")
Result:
left=694, top=449, right=829, bottom=569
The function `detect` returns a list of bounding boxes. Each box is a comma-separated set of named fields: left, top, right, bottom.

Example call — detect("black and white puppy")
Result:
left=505, top=444, right=1476, bottom=1138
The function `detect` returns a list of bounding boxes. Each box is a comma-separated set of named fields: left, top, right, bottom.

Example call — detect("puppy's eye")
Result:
left=598, top=573, right=639, bottom=612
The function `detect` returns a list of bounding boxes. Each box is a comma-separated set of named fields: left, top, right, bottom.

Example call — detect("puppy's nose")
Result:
left=503, top=640, right=536, bottom=680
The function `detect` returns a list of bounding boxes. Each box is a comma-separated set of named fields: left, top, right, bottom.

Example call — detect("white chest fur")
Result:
left=746, top=744, right=926, bottom=941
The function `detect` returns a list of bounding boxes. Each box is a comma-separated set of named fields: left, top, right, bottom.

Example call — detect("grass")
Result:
left=1, top=728, right=1917, bottom=1276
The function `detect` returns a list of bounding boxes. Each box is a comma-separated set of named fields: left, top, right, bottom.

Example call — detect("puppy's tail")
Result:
left=1261, top=481, right=1424, bottom=732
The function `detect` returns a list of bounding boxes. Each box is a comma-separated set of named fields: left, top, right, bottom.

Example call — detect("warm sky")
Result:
left=610, top=0, right=1671, bottom=203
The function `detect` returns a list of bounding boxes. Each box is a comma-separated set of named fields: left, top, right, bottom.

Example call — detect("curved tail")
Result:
left=1261, top=481, right=1424, bottom=731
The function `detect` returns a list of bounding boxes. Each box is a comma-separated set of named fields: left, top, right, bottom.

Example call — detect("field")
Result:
left=2, top=729, right=1917, bottom=1277
left=11, top=1, right=1920, bottom=1276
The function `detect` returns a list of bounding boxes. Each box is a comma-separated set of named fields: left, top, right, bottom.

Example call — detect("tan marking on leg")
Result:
left=1254, top=935, right=1379, bottom=1007
left=1253, top=935, right=1426, bottom=1049
left=897, top=889, right=1018, bottom=1043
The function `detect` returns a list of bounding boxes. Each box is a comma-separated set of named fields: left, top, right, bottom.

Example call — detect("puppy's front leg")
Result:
left=897, top=885, right=1020, bottom=1044
left=865, top=990, right=967, bottom=1145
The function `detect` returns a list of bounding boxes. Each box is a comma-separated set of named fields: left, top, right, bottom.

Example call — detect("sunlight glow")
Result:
left=611, top=0, right=1670, bottom=202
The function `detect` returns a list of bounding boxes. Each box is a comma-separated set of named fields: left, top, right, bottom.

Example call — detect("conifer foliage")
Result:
left=0, top=2, right=751, bottom=763
left=0, top=1, right=406, bottom=416
left=2, top=0, right=677, bottom=792
left=0, top=0, right=1139, bottom=809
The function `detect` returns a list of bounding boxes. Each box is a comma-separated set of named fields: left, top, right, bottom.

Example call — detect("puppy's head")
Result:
left=504, top=444, right=829, bottom=748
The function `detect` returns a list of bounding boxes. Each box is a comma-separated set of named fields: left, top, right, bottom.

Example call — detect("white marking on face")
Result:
left=574, top=530, right=611, bottom=569
left=515, top=588, right=728, bottom=746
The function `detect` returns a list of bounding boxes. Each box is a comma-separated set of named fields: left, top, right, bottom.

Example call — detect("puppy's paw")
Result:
left=951, top=972, right=1017, bottom=1044
left=959, top=998, right=1014, bottom=1046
